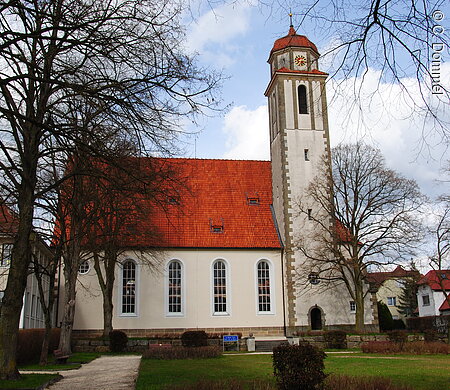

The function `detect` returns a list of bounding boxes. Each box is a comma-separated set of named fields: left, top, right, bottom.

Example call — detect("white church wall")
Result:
left=68, top=248, right=285, bottom=334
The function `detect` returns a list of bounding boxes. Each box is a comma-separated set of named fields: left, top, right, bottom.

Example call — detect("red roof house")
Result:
left=417, top=270, right=450, bottom=316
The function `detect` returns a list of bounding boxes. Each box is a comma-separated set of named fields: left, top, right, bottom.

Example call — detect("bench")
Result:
left=53, top=349, right=70, bottom=364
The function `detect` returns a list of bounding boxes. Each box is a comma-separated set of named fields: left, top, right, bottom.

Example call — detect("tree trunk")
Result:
left=39, top=272, right=57, bottom=365
left=58, top=249, right=80, bottom=356
left=0, top=189, right=35, bottom=379
left=93, top=250, right=116, bottom=338
left=355, top=281, right=365, bottom=332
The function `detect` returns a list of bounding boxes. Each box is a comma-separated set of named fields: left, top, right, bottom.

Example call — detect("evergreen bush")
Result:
left=392, top=319, right=406, bottom=330
left=109, top=330, right=128, bottom=352
left=272, top=342, right=326, bottom=390
left=181, top=330, right=208, bottom=347
left=378, top=301, right=394, bottom=331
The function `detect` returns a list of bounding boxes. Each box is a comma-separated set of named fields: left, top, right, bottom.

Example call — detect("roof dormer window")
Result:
left=247, top=197, right=260, bottom=205
left=211, top=225, right=223, bottom=233
left=210, top=219, right=224, bottom=233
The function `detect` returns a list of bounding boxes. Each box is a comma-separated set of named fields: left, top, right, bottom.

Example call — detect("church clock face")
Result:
left=294, top=55, right=307, bottom=67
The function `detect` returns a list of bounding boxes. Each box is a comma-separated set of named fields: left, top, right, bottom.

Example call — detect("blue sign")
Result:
left=223, top=335, right=239, bottom=342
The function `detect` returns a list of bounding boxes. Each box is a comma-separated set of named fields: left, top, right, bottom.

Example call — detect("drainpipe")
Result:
left=280, top=247, right=287, bottom=337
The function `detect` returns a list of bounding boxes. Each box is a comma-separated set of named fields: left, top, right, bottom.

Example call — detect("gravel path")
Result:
left=45, top=355, right=141, bottom=390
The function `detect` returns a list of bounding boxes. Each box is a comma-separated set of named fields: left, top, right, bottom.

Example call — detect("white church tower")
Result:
left=265, top=23, right=376, bottom=333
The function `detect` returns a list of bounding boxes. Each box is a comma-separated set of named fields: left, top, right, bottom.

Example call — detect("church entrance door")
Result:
left=310, top=307, right=322, bottom=330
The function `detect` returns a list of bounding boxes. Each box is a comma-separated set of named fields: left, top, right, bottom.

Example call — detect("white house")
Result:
left=417, top=270, right=450, bottom=317
left=61, top=25, right=378, bottom=338
left=0, top=204, right=55, bottom=329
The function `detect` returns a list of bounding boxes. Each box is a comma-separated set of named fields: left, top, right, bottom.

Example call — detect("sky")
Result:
left=177, top=1, right=449, bottom=205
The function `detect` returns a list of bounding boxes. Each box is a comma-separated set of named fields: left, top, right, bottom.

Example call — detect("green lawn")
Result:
left=136, top=353, right=450, bottom=390
left=0, top=373, right=60, bottom=389
left=19, top=352, right=100, bottom=371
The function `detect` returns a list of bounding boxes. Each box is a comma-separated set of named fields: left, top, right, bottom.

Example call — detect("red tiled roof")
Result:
left=368, top=265, right=420, bottom=287
left=439, top=295, right=450, bottom=312
left=418, top=270, right=450, bottom=291
left=276, top=67, right=328, bottom=76
left=65, top=158, right=281, bottom=249
left=0, top=203, right=18, bottom=236
left=270, top=26, right=319, bottom=55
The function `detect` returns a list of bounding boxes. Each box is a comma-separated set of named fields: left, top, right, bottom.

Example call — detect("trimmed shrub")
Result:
left=142, top=345, right=221, bottom=360
left=109, top=330, right=128, bottom=352
left=324, top=330, right=347, bottom=349
left=181, top=330, right=208, bottom=347
left=387, top=330, right=408, bottom=346
left=273, top=342, right=326, bottom=390
left=423, top=329, right=439, bottom=342
left=17, top=328, right=61, bottom=365
left=325, top=375, right=413, bottom=390
left=361, top=341, right=449, bottom=354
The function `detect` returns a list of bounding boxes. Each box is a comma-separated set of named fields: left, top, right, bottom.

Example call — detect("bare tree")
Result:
left=84, top=158, right=175, bottom=338
left=295, top=142, right=425, bottom=331
left=429, top=196, right=450, bottom=270
left=0, top=0, right=221, bottom=379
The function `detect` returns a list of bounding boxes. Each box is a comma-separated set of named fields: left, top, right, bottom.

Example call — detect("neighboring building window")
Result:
left=422, top=295, right=430, bottom=306
left=0, top=243, right=13, bottom=267
left=298, top=84, right=308, bottom=114
left=257, top=261, right=271, bottom=313
left=168, top=260, right=182, bottom=314
left=213, top=260, right=227, bottom=314
left=350, top=301, right=356, bottom=312
left=78, top=261, right=90, bottom=275
left=121, top=261, right=137, bottom=314
left=304, top=149, right=309, bottom=161
left=387, top=297, right=397, bottom=306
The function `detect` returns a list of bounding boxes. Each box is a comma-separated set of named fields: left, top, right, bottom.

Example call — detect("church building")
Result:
left=65, top=25, right=377, bottom=338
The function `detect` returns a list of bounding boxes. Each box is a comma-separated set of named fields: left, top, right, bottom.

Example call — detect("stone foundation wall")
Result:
left=72, top=326, right=285, bottom=339
left=289, top=334, right=425, bottom=349
left=72, top=336, right=247, bottom=353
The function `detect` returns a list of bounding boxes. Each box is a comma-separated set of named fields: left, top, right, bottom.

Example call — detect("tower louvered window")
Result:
left=257, top=261, right=271, bottom=312
left=298, top=84, right=308, bottom=114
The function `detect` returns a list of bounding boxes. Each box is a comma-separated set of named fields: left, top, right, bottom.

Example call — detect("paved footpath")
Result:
left=45, top=355, right=141, bottom=390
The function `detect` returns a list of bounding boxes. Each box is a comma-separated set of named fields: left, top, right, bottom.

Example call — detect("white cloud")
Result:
left=327, top=64, right=450, bottom=198
left=185, top=2, right=253, bottom=65
left=221, top=105, right=269, bottom=160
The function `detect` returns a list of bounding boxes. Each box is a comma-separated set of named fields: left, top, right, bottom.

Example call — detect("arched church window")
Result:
left=213, top=260, right=228, bottom=315
left=298, top=84, right=308, bottom=114
left=121, top=260, right=136, bottom=314
left=168, top=260, right=183, bottom=314
left=257, top=260, right=272, bottom=313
